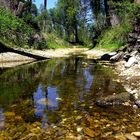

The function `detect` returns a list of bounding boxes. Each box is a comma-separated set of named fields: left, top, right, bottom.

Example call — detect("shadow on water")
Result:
left=0, top=57, right=139, bottom=139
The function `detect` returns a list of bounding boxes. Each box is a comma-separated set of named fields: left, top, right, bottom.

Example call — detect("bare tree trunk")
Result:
left=134, top=0, right=140, bottom=3
left=43, top=0, right=47, bottom=32
left=104, top=0, right=111, bottom=26
left=27, top=0, right=32, bottom=13
left=110, top=11, right=120, bottom=26
left=15, top=2, right=24, bottom=17
left=44, top=0, right=47, bottom=10
left=75, top=24, right=79, bottom=43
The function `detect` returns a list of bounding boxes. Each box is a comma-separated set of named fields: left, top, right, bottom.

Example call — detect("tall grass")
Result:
left=98, top=15, right=132, bottom=51
left=0, top=6, right=34, bottom=48
left=97, top=2, right=140, bottom=51
left=43, top=33, right=69, bottom=49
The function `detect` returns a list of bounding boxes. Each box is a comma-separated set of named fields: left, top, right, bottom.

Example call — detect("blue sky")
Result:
left=34, top=0, right=57, bottom=9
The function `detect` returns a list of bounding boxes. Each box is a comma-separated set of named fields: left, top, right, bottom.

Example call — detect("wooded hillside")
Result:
left=0, top=0, right=140, bottom=50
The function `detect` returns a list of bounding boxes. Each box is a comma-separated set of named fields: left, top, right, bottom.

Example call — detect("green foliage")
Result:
left=109, top=1, right=140, bottom=18
left=98, top=19, right=132, bottom=51
left=0, top=6, right=47, bottom=49
left=48, top=0, right=90, bottom=44
left=0, top=6, right=34, bottom=47
left=43, top=33, right=69, bottom=49
left=97, top=2, right=140, bottom=51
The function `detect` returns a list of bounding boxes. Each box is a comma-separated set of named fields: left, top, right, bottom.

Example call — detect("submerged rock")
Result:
left=83, top=128, right=95, bottom=137
left=77, top=126, right=83, bottom=133
left=125, top=133, right=138, bottom=140
left=135, top=100, right=140, bottom=107
left=132, top=132, right=140, bottom=137
left=96, top=92, right=130, bottom=107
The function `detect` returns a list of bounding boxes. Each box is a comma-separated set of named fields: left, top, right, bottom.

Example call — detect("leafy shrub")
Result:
left=0, top=6, right=34, bottom=47
left=43, top=33, right=68, bottom=49
left=97, top=2, right=140, bottom=51
left=0, top=6, right=47, bottom=49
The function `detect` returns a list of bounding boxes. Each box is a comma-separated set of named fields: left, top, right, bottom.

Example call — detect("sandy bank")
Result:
left=0, top=47, right=140, bottom=106
left=0, top=47, right=107, bottom=68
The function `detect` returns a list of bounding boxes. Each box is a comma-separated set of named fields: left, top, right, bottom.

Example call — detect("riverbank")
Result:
left=0, top=47, right=140, bottom=106
left=0, top=47, right=107, bottom=68
left=85, top=48, right=140, bottom=107
left=0, top=47, right=140, bottom=139
left=115, top=60, right=140, bottom=108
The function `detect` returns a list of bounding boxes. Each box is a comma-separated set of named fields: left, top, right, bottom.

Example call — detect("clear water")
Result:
left=0, top=57, right=139, bottom=139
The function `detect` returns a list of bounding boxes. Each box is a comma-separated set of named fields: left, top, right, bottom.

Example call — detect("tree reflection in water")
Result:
left=0, top=108, right=4, bottom=130
left=33, top=84, right=59, bottom=128
left=83, top=68, right=94, bottom=93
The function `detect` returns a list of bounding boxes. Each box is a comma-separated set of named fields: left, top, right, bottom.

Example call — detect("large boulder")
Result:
left=135, top=99, right=140, bottom=107
left=125, top=57, right=138, bottom=68
left=100, top=52, right=117, bottom=61
left=110, top=51, right=124, bottom=61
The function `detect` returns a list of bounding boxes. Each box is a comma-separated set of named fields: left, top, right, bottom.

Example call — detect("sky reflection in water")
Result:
left=33, top=84, right=59, bottom=127
left=0, top=108, right=4, bottom=130
left=0, top=58, right=126, bottom=130
left=33, top=60, right=94, bottom=127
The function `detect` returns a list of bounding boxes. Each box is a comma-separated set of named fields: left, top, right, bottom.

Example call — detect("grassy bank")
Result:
left=0, top=6, right=82, bottom=50
left=96, top=2, right=140, bottom=51
left=0, top=6, right=34, bottom=48
left=97, top=22, right=132, bottom=51
left=43, top=33, right=69, bottom=49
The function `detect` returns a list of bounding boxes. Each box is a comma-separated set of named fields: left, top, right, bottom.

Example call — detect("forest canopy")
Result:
left=0, top=0, right=140, bottom=49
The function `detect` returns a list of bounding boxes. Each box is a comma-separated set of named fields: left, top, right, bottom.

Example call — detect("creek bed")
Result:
left=0, top=57, right=139, bottom=139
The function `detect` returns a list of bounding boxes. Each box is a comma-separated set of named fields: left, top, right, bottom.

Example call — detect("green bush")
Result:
left=43, top=33, right=68, bottom=49
left=97, top=2, right=140, bottom=51
left=98, top=17, right=132, bottom=50
left=0, top=6, right=35, bottom=47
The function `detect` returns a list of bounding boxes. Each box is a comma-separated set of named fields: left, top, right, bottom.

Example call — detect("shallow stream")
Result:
left=0, top=57, right=139, bottom=139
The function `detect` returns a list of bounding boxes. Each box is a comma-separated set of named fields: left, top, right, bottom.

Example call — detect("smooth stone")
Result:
left=108, top=52, right=117, bottom=56
left=82, top=62, right=88, bottom=67
left=110, top=52, right=124, bottom=61
left=81, top=104, right=85, bottom=107
left=133, top=93, right=139, bottom=100
left=133, top=105, right=138, bottom=109
left=36, top=98, right=46, bottom=105
left=123, top=102, right=130, bottom=106
left=77, top=126, right=83, bottom=133
left=89, top=106, right=93, bottom=109
left=76, top=116, right=82, bottom=120
left=83, top=128, right=95, bottom=137
left=115, top=134, right=126, bottom=140
left=125, top=57, right=138, bottom=68
left=82, top=62, right=88, bottom=65
left=101, top=54, right=111, bottom=61
left=130, top=89, right=138, bottom=94
left=135, top=100, right=140, bottom=107
left=125, top=133, right=138, bottom=140
left=56, top=98, right=63, bottom=101
left=132, top=132, right=140, bottom=137
left=96, top=92, right=129, bottom=107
